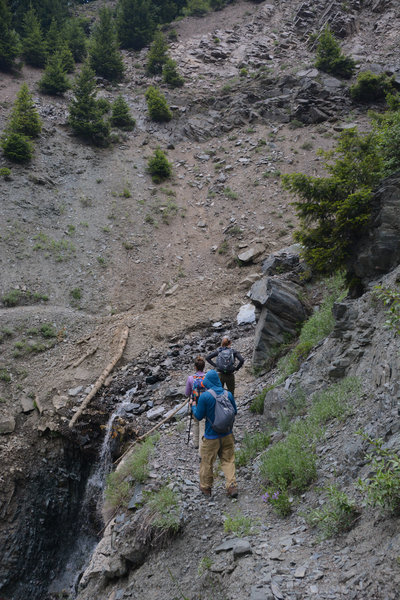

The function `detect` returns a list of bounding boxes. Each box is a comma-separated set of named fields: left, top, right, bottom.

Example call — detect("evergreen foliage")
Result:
left=58, top=40, right=75, bottom=73
left=68, top=63, right=110, bottom=146
left=282, top=128, right=382, bottom=274
left=111, top=95, right=136, bottom=130
left=38, top=52, right=70, bottom=95
left=146, top=30, right=168, bottom=75
left=116, top=0, right=155, bottom=50
left=163, top=58, right=184, bottom=87
left=184, top=0, right=210, bottom=16
left=1, top=131, right=33, bottom=162
left=374, top=104, right=400, bottom=176
left=315, top=27, right=355, bottom=79
left=63, top=18, right=87, bottom=63
left=145, top=86, right=172, bottom=122
left=151, top=0, right=186, bottom=23
left=89, top=7, right=124, bottom=82
left=22, top=6, right=47, bottom=68
left=45, top=18, right=61, bottom=56
left=147, top=147, right=172, bottom=182
left=350, top=71, right=394, bottom=103
left=9, top=83, right=42, bottom=137
left=11, top=0, right=69, bottom=34
left=0, top=0, right=21, bottom=72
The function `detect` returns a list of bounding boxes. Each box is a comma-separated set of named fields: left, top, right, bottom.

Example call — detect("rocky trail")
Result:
left=1, top=0, right=400, bottom=599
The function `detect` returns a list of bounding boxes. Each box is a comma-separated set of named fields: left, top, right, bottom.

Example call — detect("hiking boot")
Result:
left=199, top=485, right=211, bottom=497
left=227, top=485, right=238, bottom=498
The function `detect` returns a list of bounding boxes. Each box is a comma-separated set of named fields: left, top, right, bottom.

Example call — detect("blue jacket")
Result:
left=191, top=370, right=237, bottom=439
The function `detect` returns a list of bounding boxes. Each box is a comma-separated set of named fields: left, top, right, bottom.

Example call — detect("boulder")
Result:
left=249, top=277, right=311, bottom=367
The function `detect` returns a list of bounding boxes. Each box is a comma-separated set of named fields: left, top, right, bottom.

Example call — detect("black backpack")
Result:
left=215, top=348, right=235, bottom=373
left=207, top=389, right=235, bottom=434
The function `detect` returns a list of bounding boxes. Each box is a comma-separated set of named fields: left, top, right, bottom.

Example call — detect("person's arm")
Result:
left=192, top=392, right=207, bottom=421
left=185, top=375, right=193, bottom=398
left=233, top=350, right=244, bottom=371
left=205, top=350, right=218, bottom=368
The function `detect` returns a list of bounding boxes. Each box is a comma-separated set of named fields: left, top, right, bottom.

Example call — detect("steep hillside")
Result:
left=1, top=1, right=400, bottom=599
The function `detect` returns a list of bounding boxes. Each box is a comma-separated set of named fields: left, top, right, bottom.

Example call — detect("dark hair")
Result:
left=194, top=355, right=205, bottom=371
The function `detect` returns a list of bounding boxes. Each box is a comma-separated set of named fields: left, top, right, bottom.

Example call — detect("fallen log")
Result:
left=68, top=325, right=129, bottom=429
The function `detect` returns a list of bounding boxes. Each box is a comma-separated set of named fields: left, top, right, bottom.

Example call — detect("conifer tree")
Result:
left=39, top=52, right=70, bottom=95
left=9, top=83, right=42, bottom=137
left=46, top=18, right=61, bottom=56
left=163, top=58, right=184, bottom=88
left=63, top=18, right=87, bottom=63
left=145, top=86, right=172, bottom=122
left=315, top=27, right=355, bottom=79
left=68, top=63, right=110, bottom=146
left=22, top=6, right=47, bottom=68
left=0, top=0, right=21, bottom=72
left=111, top=95, right=136, bottom=130
left=116, top=0, right=155, bottom=50
left=59, top=39, right=75, bottom=73
left=1, top=131, right=33, bottom=163
left=89, top=7, right=124, bottom=82
left=146, top=30, right=168, bottom=75
left=147, top=147, right=172, bottom=182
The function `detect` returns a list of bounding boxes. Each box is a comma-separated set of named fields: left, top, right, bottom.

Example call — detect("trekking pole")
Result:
left=186, top=400, right=193, bottom=445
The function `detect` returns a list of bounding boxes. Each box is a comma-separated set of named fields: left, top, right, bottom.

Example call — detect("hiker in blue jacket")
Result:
left=191, top=369, right=238, bottom=498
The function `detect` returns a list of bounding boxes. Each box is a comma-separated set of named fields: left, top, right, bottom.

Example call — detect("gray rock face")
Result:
left=350, top=173, right=400, bottom=285
left=249, top=277, right=311, bottom=366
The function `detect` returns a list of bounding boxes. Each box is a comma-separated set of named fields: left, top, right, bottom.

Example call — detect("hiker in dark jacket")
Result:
left=191, top=369, right=238, bottom=498
left=206, top=336, right=244, bottom=395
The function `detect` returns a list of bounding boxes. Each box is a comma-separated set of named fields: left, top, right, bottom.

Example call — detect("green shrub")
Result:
left=145, top=86, right=172, bottom=122
left=0, top=167, right=11, bottom=179
left=374, top=103, right=400, bottom=176
left=250, top=387, right=269, bottom=414
left=111, top=95, right=136, bottom=130
left=278, top=272, right=346, bottom=377
left=259, top=429, right=317, bottom=493
left=315, top=27, right=355, bottom=79
left=147, top=486, right=180, bottom=533
left=163, top=58, right=184, bottom=88
left=305, top=485, right=360, bottom=538
left=0, top=368, right=11, bottom=382
left=350, top=71, right=394, bottom=103
left=21, top=6, right=47, bottom=68
left=262, top=488, right=292, bottom=517
left=357, top=435, right=400, bottom=515
left=373, top=284, right=400, bottom=335
left=0, top=0, right=21, bottom=71
left=236, top=430, right=271, bottom=467
left=223, top=510, right=254, bottom=537
left=308, top=376, right=360, bottom=426
left=1, top=131, right=33, bottom=163
left=40, top=323, right=57, bottom=338
left=148, top=147, right=172, bottom=182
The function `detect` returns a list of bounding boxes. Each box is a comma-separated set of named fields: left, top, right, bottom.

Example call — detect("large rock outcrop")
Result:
left=249, top=276, right=311, bottom=367
left=349, top=172, right=400, bottom=285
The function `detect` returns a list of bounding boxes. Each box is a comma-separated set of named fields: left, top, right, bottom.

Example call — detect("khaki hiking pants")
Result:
left=200, top=434, right=236, bottom=491
left=192, top=417, right=205, bottom=456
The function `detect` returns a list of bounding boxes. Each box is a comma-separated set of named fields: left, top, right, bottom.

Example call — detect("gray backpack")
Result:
left=216, top=348, right=235, bottom=373
left=207, top=389, right=235, bottom=434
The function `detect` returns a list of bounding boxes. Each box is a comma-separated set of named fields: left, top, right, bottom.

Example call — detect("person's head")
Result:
left=194, top=355, right=205, bottom=371
left=221, top=336, right=231, bottom=348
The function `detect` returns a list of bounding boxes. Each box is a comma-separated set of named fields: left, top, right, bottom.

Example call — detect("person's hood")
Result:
left=202, top=370, right=223, bottom=392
